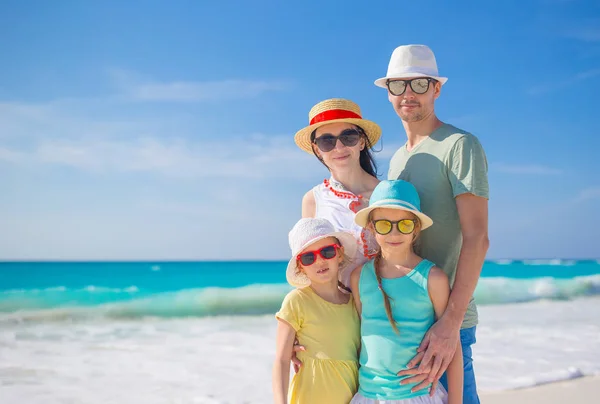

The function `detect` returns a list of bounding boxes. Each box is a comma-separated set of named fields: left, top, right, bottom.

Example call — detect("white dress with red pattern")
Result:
left=312, top=178, right=378, bottom=290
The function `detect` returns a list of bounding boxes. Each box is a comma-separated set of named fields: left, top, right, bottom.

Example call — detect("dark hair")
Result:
left=310, top=125, right=378, bottom=178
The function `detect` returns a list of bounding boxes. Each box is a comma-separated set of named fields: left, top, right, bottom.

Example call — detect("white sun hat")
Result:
left=286, top=218, right=358, bottom=288
left=374, top=44, right=448, bottom=88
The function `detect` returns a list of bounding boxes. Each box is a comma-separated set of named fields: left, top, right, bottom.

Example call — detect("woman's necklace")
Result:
left=323, top=178, right=370, bottom=213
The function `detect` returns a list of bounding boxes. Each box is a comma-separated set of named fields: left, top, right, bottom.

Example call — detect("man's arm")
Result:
left=417, top=193, right=488, bottom=376
left=443, top=193, right=489, bottom=329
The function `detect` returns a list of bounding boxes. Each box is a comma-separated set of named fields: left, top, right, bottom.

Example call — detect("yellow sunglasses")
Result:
left=372, top=219, right=416, bottom=235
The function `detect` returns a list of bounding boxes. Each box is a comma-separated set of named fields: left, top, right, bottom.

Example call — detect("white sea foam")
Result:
left=492, top=259, right=514, bottom=265
left=1, top=297, right=599, bottom=403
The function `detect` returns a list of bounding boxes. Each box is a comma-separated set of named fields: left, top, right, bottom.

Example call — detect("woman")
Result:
left=294, top=98, right=381, bottom=291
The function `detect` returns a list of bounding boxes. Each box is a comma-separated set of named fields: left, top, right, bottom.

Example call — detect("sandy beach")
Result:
left=481, top=376, right=600, bottom=403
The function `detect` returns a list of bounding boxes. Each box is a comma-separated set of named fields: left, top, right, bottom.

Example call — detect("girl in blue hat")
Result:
left=349, top=180, right=463, bottom=404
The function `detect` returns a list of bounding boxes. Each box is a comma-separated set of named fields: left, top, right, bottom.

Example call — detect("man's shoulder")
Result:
left=429, top=124, right=486, bottom=158
left=389, top=143, right=408, bottom=160
left=433, top=123, right=478, bottom=144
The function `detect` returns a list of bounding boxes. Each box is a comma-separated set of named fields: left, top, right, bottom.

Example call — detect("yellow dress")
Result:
left=276, top=287, right=360, bottom=404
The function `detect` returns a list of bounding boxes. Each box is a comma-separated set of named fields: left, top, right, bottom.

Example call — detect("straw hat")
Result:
left=374, top=44, right=448, bottom=88
left=354, top=180, right=433, bottom=230
left=294, top=98, right=381, bottom=154
left=286, top=218, right=358, bottom=288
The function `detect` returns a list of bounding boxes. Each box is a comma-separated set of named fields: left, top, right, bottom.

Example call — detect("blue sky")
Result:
left=1, top=0, right=599, bottom=260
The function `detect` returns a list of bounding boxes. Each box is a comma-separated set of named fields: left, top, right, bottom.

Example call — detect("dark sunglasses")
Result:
left=297, top=244, right=340, bottom=266
left=372, top=219, right=416, bottom=235
left=312, top=129, right=361, bottom=153
left=386, top=78, right=437, bottom=96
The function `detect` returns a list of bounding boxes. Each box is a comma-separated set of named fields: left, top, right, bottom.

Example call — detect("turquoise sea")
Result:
left=1, top=259, right=599, bottom=320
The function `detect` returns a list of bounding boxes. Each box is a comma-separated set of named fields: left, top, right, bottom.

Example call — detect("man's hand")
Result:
left=397, top=316, right=460, bottom=393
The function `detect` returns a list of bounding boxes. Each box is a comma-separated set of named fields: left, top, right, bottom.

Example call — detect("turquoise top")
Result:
left=358, top=259, right=436, bottom=400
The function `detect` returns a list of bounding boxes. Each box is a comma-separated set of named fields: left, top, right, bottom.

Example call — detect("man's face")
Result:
left=387, top=77, right=441, bottom=123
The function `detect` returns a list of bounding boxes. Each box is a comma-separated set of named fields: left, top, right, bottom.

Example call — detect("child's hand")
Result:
left=398, top=361, right=436, bottom=395
left=291, top=338, right=306, bottom=373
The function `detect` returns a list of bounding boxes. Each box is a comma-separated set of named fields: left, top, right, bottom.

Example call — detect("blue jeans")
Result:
left=440, top=326, right=480, bottom=404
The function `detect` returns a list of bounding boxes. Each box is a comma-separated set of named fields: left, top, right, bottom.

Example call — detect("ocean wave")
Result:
left=1, top=276, right=599, bottom=323
left=0, top=284, right=292, bottom=323
left=521, top=259, right=578, bottom=266
left=491, top=259, right=514, bottom=265
left=473, top=274, right=600, bottom=305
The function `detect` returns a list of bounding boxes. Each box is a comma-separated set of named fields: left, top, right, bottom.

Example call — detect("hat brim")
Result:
left=354, top=204, right=433, bottom=231
left=286, top=231, right=358, bottom=288
left=294, top=118, right=381, bottom=154
left=374, top=74, right=448, bottom=88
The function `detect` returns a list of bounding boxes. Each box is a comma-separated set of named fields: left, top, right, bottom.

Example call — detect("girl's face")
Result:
left=312, top=122, right=365, bottom=171
left=369, top=208, right=419, bottom=253
left=297, top=236, right=344, bottom=286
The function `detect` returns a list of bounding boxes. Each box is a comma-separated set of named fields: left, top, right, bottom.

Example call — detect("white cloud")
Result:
left=0, top=135, right=320, bottom=180
left=493, top=163, right=563, bottom=175
left=575, top=187, right=600, bottom=202
left=108, top=68, right=290, bottom=102
left=0, top=74, right=315, bottom=181
left=527, top=68, right=600, bottom=95
left=564, top=25, right=600, bottom=42
left=128, top=79, right=289, bottom=102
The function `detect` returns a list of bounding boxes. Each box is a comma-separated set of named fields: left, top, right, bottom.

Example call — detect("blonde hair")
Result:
left=369, top=209, right=422, bottom=334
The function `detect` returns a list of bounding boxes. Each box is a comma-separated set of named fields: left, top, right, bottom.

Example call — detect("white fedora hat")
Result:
left=374, top=44, right=448, bottom=88
left=286, top=218, right=357, bottom=288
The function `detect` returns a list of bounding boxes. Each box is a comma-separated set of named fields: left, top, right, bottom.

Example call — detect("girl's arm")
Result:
left=272, top=319, right=297, bottom=404
left=349, top=265, right=363, bottom=316
left=429, top=267, right=463, bottom=404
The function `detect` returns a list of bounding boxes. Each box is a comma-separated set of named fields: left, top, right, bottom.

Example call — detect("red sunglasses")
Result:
left=296, top=244, right=340, bottom=266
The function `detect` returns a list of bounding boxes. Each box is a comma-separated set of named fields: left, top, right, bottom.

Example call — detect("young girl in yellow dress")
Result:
left=272, top=217, right=360, bottom=404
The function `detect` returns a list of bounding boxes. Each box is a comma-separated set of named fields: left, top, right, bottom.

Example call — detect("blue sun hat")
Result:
left=354, top=180, right=433, bottom=230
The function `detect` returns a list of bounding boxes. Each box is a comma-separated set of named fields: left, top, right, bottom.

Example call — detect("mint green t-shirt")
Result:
left=388, top=123, right=489, bottom=329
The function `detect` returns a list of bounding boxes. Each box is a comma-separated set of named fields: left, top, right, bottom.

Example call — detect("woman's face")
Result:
left=312, top=122, right=365, bottom=171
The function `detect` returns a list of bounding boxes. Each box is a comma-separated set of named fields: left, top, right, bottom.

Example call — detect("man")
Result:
left=375, top=44, right=489, bottom=403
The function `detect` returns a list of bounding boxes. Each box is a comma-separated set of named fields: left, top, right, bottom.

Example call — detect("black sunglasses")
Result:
left=386, top=78, right=437, bottom=96
left=312, top=129, right=361, bottom=152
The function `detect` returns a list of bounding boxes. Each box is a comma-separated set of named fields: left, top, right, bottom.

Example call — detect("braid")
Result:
left=373, top=250, right=400, bottom=334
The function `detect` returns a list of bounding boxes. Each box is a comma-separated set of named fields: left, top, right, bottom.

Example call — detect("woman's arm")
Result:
left=272, top=319, right=297, bottom=404
left=301, top=190, right=316, bottom=218
left=429, top=267, right=463, bottom=403
left=349, top=265, right=363, bottom=316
